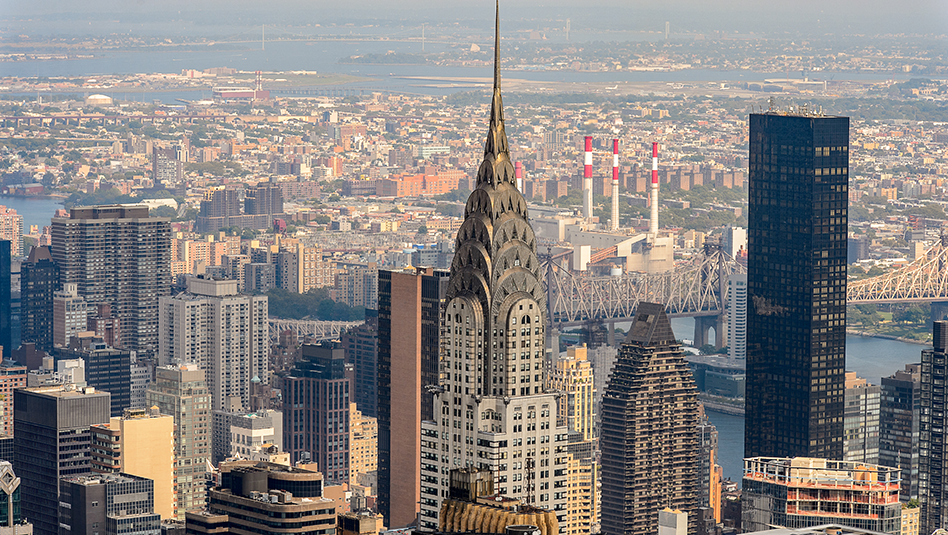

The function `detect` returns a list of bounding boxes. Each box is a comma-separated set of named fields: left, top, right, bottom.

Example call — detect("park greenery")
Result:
left=264, top=287, right=365, bottom=322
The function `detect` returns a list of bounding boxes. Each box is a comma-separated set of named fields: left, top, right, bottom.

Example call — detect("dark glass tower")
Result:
left=20, top=246, right=59, bottom=351
left=920, top=321, right=948, bottom=535
left=600, top=302, right=700, bottom=535
left=0, top=240, right=11, bottom=360
left=745, top=112, right=849, bottom=460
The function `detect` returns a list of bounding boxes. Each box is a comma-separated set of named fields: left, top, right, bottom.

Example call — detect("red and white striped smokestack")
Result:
left=611, top=139, right=619, bottom=230
left=583, top=136, right=593, bottom=221
left=515, top=161, right=523, bottom=192
left=650, top=142, right=659, bottom=235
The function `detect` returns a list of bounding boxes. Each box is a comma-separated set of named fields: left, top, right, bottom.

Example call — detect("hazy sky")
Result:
left=4, top=0, right=948, bottom=35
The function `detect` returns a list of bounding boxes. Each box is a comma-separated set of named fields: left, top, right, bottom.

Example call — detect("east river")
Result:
left=669, top=318, right=928, bottom=481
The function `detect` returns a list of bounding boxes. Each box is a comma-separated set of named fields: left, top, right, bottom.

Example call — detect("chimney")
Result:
left=611, top=138, right=620, bottom=230
left=583, top=136, right=593, bottom=221
left=650, top=141, right=659, bottom=236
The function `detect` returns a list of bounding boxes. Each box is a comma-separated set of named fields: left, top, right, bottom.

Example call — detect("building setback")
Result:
left=50, top=205, right=171, bottom=356
left=13, top=384, right=111, bottom=535
left=600, top=303, right=701, bottom=535
left=745, top=113, right=850, bottom=460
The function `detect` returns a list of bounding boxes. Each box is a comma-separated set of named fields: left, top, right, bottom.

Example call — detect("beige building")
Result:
left=91, top=407, right=176, bottom=519
left=902, top=504, right=920, bottom=535
left=0, top=206, right=22, bottom=256
left=147, top=364, right=210, bottom=518
left=349, top=403, right=378, bottom=484
left=550, top=345, right=595, bottom=441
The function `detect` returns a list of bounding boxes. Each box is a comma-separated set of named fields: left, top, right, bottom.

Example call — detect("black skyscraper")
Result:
left=0, top=240, right=11, bottom=359
left=745, top=112, right=849, bottom=460
left=20, top=245, right=59, bottom=351
left=920, top=321, right=948, bottom=534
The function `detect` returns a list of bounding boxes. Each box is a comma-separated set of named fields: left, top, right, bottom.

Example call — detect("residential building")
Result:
left=19, top=245, right=58, bottom=351
left=283, top=343, right=351, bottom=484
left=13, top=384, right=111, bottom=535
left=0, top=361, right=26, bottom=436
left=87, top=303, right=121, bottom=348
left=726, top=273, right=747, bottom=359
left=844, top=372, right=881, bottom=464
left=698, top=409, right=721, bottom=520
left=59, top=473, right=161, bottom=535
left=745, top=113, right=849, bottom=459
left=600, top=303, right=701, bottom=535
left=52, top=283, right=88, bottom=348
left=333, top=264, right=378, bottom=309
left=276, top=242, right=334, bottom=293
left=184, top=460, right=336, bottom=535
left=723, top=226, right=746, bottom=259
left=349, top=403, right=378, bottom=484
left=90, top=407, right=176, bottom=519
left=146, top=365, right=210, bottom=518
left=880, top=364, right=921, bottom=502
left=742, top=457, right=901, bottom=535
left=920, top=321, right=948, bottom=534
left=902, top=505, right=920, bottom=535
left=549, top=344, right=595, bottom=442
left=51, top=205, right=172, bottom=356
left=158, top=277, right=268, bottom=411
left=378, top=267, right=448, bottom=528
left=0, top=207, right=21, bottom=257
left=129, top=360, right=153, bottom=410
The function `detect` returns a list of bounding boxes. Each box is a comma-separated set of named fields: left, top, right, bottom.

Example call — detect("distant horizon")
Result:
left=4, top=0, right=948, bottom=36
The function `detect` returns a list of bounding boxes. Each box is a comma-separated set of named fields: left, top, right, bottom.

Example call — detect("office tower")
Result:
left=52, top=283, right=88, bottom=348
left=349, top=403, right=378, bottom=485
left=600, top=303, right=700, bottom=535
left=184, top=461, right=336, bottom=535
left=726, top=273, right=747, bottom=359
left=20, top=245, right=58, bottom=351
left=745, top=112, right=849, bottom=460
left=0, top=461, right=30, bottom=533
left=59, top=473, right=161, bottom=535
left=550, top=345, right=595, bottom=441
left=0, top=207, right=21, bottom=257
left=158, top=277, right=268, bottom=411
left=880, top=364, right=921, bottom=502
left=146, top=364, right=210, bottom=518
left=0, top=241, right=10, bottom=360
left=921, top=321, right=948, bottom=534
left=0, top=361, right=25, bottom=436
left=742, top=457, right=902, bottom=534
left=418, top=12, right=568, bottom=526
left=343, top=316, right=379, bottom=418
left=283, top=343, right=351, bottom=484
left=51, top=205, right=172, bottom=356
left=87, top=303, right=121, bottom=348
left=211, top=409, right=282, bottom=466
left=90, top=408, right=176, bottom=519
left=54, top=336, right=131, bottom=417
left=377, top=267, right=448, bottom=528
left=843, top=372, right=880, bottom=464
left=13, top=384, right=111, bottom=535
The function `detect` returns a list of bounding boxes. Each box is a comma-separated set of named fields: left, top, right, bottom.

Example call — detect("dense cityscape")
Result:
left=0, top=2, right=947, bottom=535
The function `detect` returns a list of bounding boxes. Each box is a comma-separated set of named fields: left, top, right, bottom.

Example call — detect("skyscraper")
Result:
left=20, top=245, right=59, bottom=351
left=51, top=205, right=172, bottom=356
left=843, top=372, right=880, bottom=464
left=880, top=364, right=921, bottom=502
left=726, top=273, right=747, bottom=360
left=745, top=112, right=850, bottom=460
left=342, top=315, right=378, bottom=418
left=920, top=322, right=948, bottom=534
left=600, top=303, right=700, bottom=535
left=418, top=7, right=568, bottom=527
left=0, top=241, right=11, bottom=359
left=146, top=364, right=210, bottom=517
left=14, top=384, right=111, bottom=535
left=376, top=266, right=448, bottom=528
left=158, top=276, right=269, bottom=411
left=282, top=342, right=351, bottom=484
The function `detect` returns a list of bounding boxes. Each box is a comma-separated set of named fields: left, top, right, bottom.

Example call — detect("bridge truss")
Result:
left=268, top=319, right=362, bottom=341
left=849, top=234, right=948, bottom=304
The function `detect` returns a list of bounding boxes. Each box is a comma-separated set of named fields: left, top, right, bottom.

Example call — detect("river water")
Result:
left=667, top=318, right=927, bottom=481
left=0, top=195, right=64, bottom=235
